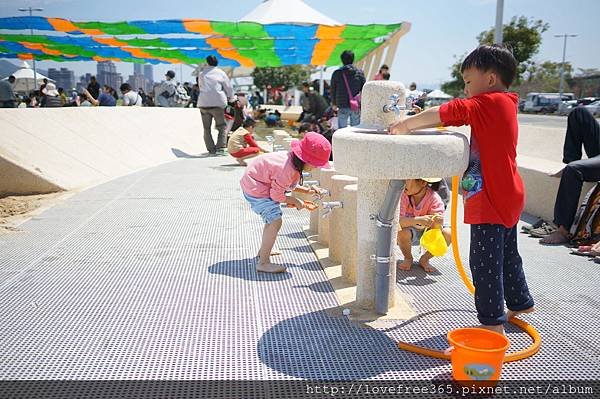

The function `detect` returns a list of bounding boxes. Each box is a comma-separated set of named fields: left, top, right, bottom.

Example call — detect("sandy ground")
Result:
left=0, top=192, right=72, bottom=234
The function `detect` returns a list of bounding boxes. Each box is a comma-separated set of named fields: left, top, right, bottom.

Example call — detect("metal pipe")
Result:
left=375, top=179, right=405, bottom=315
left=494, top=0, right=504, bottom=44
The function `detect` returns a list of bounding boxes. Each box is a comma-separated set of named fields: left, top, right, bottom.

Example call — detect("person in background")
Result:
left=299, top=82, right=328, bottom=123
left=155, top=70, right=178, bottom=107
left=197, top=55, right=234, bottom=155
left=407, top=82, right=426, bottom=109
left=28, top=91, right=39, bottom=108
left=138, top=88, right=148, bottom=106
left=87, top=76, right=100, bottom=99
left=41, top=83, right=63, bottom=108
left=58, top=87, right=68, bottom=106
left=83, top=85, right=116, bottom=106
left=39, top=78, right=49, bottom=105
left=373, top=64, right=390, bottom=81
left=120, top=83, right=143, bottom=106
left=330, top=50, right=366, bottom=128
left=0, top=75, right=16, bottom=108
left=539, top=107, right=600, bottom=244
left=190, top=84, right=199, bottom=109
left=79, top=93, right=92, bottom=107
left=228, top=117, right=269, bottom=166
left=297, top=123, right=312, bottom=139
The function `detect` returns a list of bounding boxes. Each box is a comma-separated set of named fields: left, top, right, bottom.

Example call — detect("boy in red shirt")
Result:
left=389, top=45, right=535, bottom=334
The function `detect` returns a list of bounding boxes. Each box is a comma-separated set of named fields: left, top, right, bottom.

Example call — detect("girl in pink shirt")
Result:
left=397, top=178, right=451, bottom=273
left=240, top=132, right=331, bottom=273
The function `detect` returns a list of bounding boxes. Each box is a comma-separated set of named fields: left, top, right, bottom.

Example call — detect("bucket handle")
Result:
left=443, top=346, right=454, bottom=356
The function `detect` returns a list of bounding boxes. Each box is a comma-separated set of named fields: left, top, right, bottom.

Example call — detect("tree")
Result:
left=478, top=16, right=549, bottom=82
left=517, top=61, right=573, bottom=96
left=251, top=65, right=311, bottom=90
left=441, top=16, right=549, bottom=95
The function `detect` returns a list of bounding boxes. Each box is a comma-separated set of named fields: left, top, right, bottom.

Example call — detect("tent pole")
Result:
left=319, top=66, right=324, bottom=95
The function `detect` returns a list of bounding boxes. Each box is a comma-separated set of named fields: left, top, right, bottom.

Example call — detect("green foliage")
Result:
left=441, top=16, right=549, bottom=95
left=516, top=61, right=573, bottom=95
left=251, top=65, right=311, bottom=90
left=478, top=16, right=549, bottom=81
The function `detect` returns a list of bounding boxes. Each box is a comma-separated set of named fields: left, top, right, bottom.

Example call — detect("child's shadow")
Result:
left=171, top=148, right=209, bottom=158
left=397, top=262, right=443, bottom=286
left=208, top=258, right=293, bottom=281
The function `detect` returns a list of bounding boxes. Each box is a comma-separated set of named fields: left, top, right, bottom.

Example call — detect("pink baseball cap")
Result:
left=291, top=132, right=331, bottom=168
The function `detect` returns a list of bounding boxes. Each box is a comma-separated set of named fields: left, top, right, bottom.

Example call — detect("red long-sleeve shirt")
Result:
left=439, top=92, right=525, bottom=227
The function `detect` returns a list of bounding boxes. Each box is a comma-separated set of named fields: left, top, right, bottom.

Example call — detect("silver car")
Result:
left=584, top=100, right=600, bottom=116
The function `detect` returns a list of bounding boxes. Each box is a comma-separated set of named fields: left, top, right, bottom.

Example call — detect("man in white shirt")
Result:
left=120, top=83, right=142, bottom=106
left=197, top=55, right=234, bottom=155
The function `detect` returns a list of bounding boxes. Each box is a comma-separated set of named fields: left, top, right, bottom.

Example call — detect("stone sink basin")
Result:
left=333, top=128, right=469, bottom=180
left=328, top=80, right=469, bottom=312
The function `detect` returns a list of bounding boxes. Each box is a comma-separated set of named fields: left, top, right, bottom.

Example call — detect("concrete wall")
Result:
left=0, top=108, right=206, bottom=196
left=518, top=155, right=594, bottom=222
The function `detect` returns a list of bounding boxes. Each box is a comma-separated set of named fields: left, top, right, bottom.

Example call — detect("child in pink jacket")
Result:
left=240, top=132, right=331, bottom=273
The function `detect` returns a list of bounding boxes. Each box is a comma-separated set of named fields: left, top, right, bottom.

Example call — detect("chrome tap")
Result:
left=382, top=94, right=405, bottom=116
left=320, top=201, right=343, bottom=219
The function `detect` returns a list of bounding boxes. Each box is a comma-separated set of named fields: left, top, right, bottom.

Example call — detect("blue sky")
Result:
left=1, top=0, right=598, bottom=88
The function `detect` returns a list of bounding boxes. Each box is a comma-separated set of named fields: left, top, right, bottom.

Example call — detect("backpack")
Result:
left=569, top=182, right=600, bottom=245
left=173, top=84, right=191, bottom=105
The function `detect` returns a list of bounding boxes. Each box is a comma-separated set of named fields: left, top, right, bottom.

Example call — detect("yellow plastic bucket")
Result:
left=446, top=328, right=510, bottom=383
left=420, top=227, right=448, bottom=256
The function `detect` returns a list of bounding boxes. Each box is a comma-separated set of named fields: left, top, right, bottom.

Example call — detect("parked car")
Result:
left=557, top=100, right=578, bottom=115
left=584, top=100, right=600, bottom=116
left=578, top=97, right=599, bottom=106
left=523, top=92, right=575, bottom=113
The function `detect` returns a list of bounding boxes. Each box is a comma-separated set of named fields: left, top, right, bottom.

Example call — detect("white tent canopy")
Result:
left=426, top=89, right=452, bottom=99
left=2, top=61, right=53, bottom=94
left=240, top=0, right=340, bottom=25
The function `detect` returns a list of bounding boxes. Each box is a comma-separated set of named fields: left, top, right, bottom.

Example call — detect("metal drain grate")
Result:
left=0, top=156, right=598, bottom=398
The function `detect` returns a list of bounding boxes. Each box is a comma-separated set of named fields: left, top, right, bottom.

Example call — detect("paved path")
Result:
left=1, top=156, right=599, bottom=396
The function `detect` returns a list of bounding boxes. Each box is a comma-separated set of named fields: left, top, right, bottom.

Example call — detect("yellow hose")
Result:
left=397, top=176, right=541, bottom=363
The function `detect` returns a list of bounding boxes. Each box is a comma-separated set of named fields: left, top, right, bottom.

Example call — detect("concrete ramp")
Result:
left=0, top=108, right=206, bottom=196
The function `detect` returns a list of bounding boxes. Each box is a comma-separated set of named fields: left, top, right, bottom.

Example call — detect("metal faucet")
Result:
left=382, top=94, right=405, bottom=116
left=321, top=201, right=343, bottom=219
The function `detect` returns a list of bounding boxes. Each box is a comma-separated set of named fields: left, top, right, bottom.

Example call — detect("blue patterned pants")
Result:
left=470, top=224, right=535, bottom=325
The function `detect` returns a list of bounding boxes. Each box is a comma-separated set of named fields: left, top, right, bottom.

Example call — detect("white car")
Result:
left=584, top=101, right=600, bottom=116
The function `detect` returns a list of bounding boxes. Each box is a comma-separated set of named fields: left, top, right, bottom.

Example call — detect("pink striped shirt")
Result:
left=399, top=187, right=445, bottom=218
left=240, top=151, right=301, bottom=202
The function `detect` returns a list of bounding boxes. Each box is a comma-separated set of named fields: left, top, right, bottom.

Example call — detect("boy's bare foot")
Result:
left=236, top=158, right=248, bottom=166
left=418, top=256, right=438, bottom=273
left=539, top=230, right=569, bottom=245
left=507, top=307, right=535, bottom=320
left=398, top=258, right=413, bottom=271
left=479, top=324, right=505, bottom=335
left=256, top=262, right=286, bottom=273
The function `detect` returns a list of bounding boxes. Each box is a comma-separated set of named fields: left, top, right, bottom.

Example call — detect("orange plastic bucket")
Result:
left=447, top=328, right=510, bottom=383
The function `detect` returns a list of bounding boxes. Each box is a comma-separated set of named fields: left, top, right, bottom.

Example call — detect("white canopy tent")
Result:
left=240, top=0, right=340, bottom=25
left=427, top=89, right=453, bottom=99
left=1, top=61, right=53, bottom=94
left=426, top=89, right=453, bottom=106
